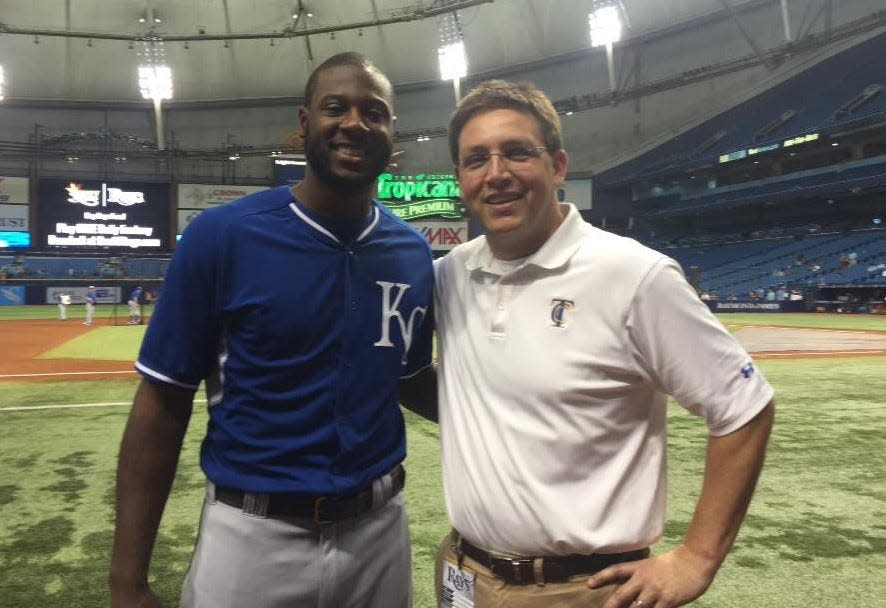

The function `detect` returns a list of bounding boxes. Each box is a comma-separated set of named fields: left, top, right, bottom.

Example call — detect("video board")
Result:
left=36, top=180, right=171, bottom=251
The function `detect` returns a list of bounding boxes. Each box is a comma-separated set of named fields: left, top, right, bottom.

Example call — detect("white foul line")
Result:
left=0, top=370, right=136, bottom=379
left=0, top=398, right=207, bottom=413
left=1, top=402, right=132, bottom=412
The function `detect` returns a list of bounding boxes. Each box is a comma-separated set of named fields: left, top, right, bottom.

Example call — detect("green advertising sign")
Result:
left=377, top=173, right=465, bottom=220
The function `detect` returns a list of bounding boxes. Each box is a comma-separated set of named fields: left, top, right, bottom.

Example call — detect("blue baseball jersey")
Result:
left=85, top=292, right=97, bottom=305
left=130, top=287, right=143, bottom=303
left=136, top=186, right=434, bottom=495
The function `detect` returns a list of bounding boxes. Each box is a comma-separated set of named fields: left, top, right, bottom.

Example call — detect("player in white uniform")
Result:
left=57, top=292, right=71, bottom=320
left=416, top=80, right=775, bottom=608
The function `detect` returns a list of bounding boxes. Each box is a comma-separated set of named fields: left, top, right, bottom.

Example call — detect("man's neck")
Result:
left=292, top=171, right=374, bottom=221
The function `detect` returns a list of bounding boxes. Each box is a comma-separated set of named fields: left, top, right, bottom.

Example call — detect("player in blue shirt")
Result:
left=127, top=286, right=143, bottom=325
left=110, top=53, right=434, bottom=608
left=83, top=286, right=97, bottom=325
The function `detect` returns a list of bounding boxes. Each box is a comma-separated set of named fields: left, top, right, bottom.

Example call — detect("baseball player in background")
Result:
left=57, top=292, right=71, bottom=320
left=402, top=80, right=775, bottom=608
left=110, top=52, right=434, bottom=608
left=83, top=286, right=97, bottom=325
left=127, top=285, right=143, bottom=324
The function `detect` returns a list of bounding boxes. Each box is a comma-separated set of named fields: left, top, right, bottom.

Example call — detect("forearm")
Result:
left=109, top=379, right=193, bottom=589
left=682, top=400, right=775, bottom=571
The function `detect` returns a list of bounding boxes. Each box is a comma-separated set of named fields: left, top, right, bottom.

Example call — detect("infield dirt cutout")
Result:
left=0, top=319, right=138, bottom=379
left=1, top=318, right=885, bottom=380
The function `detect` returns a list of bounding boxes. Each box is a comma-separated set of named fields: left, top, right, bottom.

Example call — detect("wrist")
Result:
left=675, top=542, right=723, bottom=578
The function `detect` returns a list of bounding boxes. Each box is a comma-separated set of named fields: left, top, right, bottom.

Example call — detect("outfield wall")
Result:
left=707, top=300, right=807, bottom=312
left=0, top=279, right=163, bottom=305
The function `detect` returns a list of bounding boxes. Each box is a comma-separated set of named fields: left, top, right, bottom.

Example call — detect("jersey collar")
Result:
left=465, top=203, right=586, bottom=272
left=288, top=200, right=380, bottom=245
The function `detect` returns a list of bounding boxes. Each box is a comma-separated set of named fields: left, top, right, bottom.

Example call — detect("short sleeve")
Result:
left=135, top=210, right=224, bottom=390
left=627, top=259, right=774, bottom=435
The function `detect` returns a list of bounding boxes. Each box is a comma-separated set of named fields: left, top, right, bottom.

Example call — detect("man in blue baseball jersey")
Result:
left=83, top=286, right=97, bottom=325
left=127, top=286, right=143, bottom=325
left=110, top=52, right=434, bottom=608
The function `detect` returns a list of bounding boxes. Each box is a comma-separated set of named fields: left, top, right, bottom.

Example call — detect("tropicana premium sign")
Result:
left=377, top=173, right=465, bottom=220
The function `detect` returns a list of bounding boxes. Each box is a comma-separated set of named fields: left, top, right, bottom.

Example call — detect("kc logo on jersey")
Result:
left=374, top=281, right=428, bottom=364
left=550, top=298, right=575, bottom=327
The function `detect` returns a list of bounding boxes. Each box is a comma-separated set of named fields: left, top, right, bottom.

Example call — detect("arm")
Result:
left=589, top=400, right=774, bottom=608
left=109, top=379, right=195, bottom=608
left=398, top=365, right=438, bottom=423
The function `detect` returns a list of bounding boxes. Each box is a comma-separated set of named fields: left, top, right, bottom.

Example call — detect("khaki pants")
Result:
left=434, top=531, right=618, bottom=608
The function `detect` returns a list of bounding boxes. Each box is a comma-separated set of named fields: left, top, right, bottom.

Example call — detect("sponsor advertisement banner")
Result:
left=0, top=285, right=25, bottom=306
left=45, top=285, right=120, bottom=305
left=412, top=220, right=469, bottom=252
left=0, top=203, right=28, bottom=230
left=0, top=176, right=29, bottom=204
left=709, top=301, right=805, bottom=313
left=177, top=184, right=269, bottom=209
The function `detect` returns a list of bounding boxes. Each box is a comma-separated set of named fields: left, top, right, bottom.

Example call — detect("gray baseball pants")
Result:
left=179, top=481, right=412, bottom=608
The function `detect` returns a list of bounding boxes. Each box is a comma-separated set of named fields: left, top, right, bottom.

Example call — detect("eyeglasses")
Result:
left=459, top=145, right=549, bottom=174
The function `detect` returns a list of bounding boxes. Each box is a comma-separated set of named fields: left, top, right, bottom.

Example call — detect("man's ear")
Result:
left=297, top=106, right=309, bottom=138
left=552, top=148, right=568, bottom=187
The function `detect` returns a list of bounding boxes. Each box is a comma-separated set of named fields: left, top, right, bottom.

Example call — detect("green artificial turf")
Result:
left=38, top=326, right=148, bottom=361
left=1, top=313, right=884, bottom=607
left=715, top=312, right=886, bottom=332
left=0, top=304, right=153, bottom=322
left=1, top=357, right=884, bottom=607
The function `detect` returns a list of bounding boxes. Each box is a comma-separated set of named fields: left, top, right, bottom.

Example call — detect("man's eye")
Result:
left=324, top=105, right=345, bottom=115
left=365, top=109, right=386, bottom=121
left=505, top=149, right=533, bottom=161
left=463, top=154, right=489, bottom=168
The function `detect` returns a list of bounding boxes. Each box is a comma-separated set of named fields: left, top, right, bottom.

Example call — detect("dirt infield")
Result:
left=1, top=319, right=884, bottom=381
left=730, top=325, right=886, bottom=358
left=0, top=319, right=138, bottom=380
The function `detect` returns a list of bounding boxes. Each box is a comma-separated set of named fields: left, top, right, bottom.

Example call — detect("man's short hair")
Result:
left=448, top=79, right=563, bottom=164
left=303, top=52, right=392, bottom=107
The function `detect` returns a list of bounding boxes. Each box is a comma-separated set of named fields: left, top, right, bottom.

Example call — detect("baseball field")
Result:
left=0, top=306, right=883, bottom=607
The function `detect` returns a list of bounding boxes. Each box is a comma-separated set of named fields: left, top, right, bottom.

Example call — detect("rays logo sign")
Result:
left=66, top=183, right=146, bottom=207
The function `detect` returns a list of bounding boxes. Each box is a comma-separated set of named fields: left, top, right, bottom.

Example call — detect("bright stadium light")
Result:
left=439, top=11, right=467, bottom=103
left=438, top=40, right=467, bottom=81
left=138, top=65, right=173, bottom=100
left=588, top=5, right=622, bottom=47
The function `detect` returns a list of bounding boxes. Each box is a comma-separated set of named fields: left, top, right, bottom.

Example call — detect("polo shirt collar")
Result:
left=465, top=203, right=586, bottom=273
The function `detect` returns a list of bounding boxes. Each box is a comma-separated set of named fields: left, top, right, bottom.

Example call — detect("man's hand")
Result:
left=587, top=544, right=718, bottom=608
left=110, top=581, right=164, bottom=608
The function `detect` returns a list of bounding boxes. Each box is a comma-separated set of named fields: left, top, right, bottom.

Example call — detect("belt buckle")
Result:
left=492, top=557, right=528, bottom=584
left=313, top=496, right=331, bottom=524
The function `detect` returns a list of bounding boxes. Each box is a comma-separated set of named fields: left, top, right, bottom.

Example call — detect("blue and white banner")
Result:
left=0, top=285, right=25, bottom=306
left=45, top=285, right=121, bottom=305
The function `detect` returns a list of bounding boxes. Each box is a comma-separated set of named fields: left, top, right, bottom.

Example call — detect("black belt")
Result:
left=458, top=536, right=649, bottom=585
left=214, top=464, right=405, bottom=524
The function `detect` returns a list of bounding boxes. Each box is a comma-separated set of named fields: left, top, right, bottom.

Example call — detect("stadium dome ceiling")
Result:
left=1, top=0, right=872, bottom=105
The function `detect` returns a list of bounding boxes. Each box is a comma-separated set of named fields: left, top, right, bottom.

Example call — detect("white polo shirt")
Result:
left=434, top=204, right=774, bottom=556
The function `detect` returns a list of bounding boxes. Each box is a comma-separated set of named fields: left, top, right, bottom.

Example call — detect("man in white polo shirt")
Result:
left=426, top=80, right=775, bottom=608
